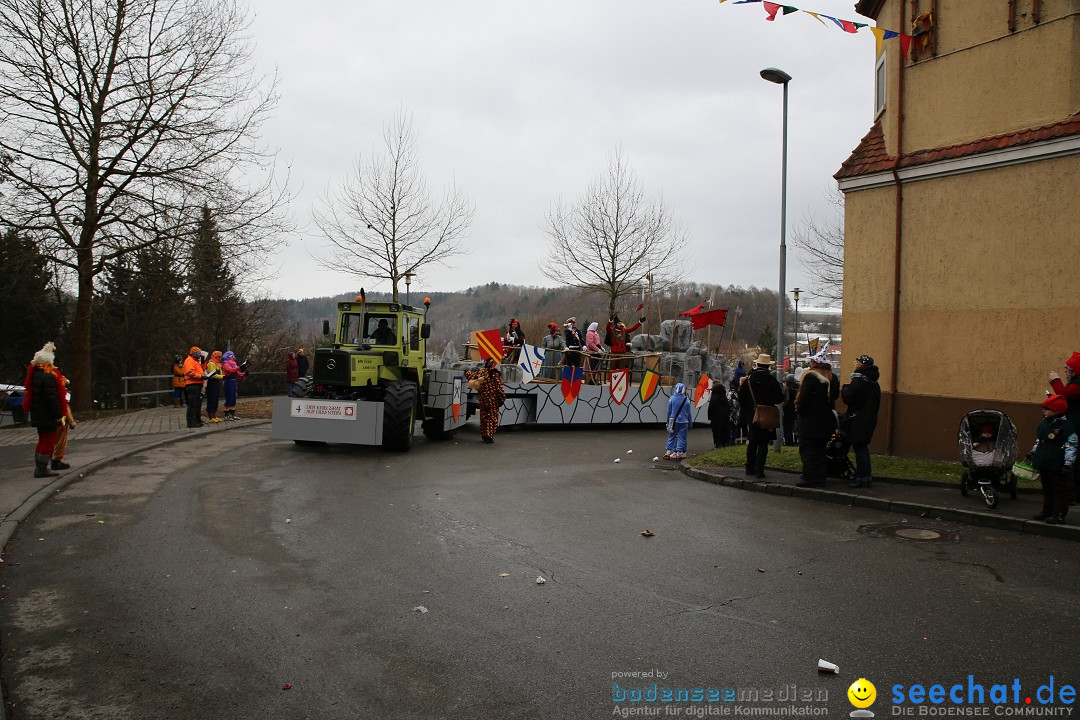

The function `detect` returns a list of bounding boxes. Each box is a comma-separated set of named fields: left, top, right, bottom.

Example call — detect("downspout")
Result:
left=886, top=0, right=906, bottom=456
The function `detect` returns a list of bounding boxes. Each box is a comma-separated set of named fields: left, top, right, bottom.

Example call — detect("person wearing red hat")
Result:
left=539, top=322, right=566, bottom=380
left=1049, top=351, right=1080, bottom=502
left=1028, top=394, right=1077, bottom=524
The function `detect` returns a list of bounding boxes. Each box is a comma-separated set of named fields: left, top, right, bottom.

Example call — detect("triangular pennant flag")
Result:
left=803, top=11, right=827, bottom=26
left=561, top=365, right=583, bottom=404
left=854, top=22, right=868, bottom=29
left=679, top=303, right=704, bottom=316
left=821, top=14, right=844, bottom=30
left=882, top=29, right=899, bottom=39
left=899, top=33, right=913, bottom=57
left=638, top=370, right=661, bottom=404
left=733, top=0, right=762, bottom=3
left=763, top=1, right=780, bottom=20
left=782, top=5, right=799, bottom=15
left=472, top=329, right=503, bottom=363
left=838, top=19, right=859, bottom=33
left=870, top=26, right=885, bottom=54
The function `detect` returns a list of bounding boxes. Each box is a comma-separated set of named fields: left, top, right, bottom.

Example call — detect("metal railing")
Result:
left=121, top=372, right=286, bottom=408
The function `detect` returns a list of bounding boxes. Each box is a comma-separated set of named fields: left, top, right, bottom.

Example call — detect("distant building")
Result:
left=836, top=0, right=1079, bottom=458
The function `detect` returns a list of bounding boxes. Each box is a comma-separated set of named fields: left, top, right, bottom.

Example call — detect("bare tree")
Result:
left=541, top=148, right=687, bottom=319
left=0, top=0, right=288, bottom=410
left=792, top=188, right=845, bottom=305
left=313, top=110, right=473, bottom=302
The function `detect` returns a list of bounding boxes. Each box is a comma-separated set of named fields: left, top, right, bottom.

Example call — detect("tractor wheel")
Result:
left=422, top=410, right=454, bottom=441
left=383, top=381, right=417, bottom=451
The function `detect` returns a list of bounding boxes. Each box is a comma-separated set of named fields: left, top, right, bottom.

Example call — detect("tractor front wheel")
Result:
left=383, top=381, right=417, bottom=451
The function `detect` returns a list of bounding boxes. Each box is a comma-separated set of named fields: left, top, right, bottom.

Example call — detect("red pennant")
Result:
left=899, top=34, right=912, bottom=58
left=763, top=1, right=780, bottom=20
left=679, top=303, right=704, bottom=316
left=838, top=19, right=858, bottom=33
left=690, top=308, right=728, bottom=330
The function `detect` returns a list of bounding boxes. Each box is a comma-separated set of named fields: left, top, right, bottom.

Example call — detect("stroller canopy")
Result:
left=957, top=409, right=1018, bottom=468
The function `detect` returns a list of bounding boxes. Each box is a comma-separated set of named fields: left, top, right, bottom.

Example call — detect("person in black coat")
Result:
left=707, top=380, right=731, bottom=448
left=737, top=355, right=785, bottom=478
left=782, top=373, right=799, bottom=446
left=296, top=348, right=309, bottom=379
left=23, top=342, right=65, bottom=478
left=796, top=351, right=840, bottom=487
left=841, top=354, right=882, bottom=488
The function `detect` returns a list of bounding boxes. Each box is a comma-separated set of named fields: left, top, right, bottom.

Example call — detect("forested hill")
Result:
left=269, top=282, right=792, bottom=355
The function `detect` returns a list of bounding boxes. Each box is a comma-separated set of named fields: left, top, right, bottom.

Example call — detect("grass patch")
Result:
left=688, top=444, right=1041, bottom=490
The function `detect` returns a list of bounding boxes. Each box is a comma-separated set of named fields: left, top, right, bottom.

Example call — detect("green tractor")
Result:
left=273, top=293, right=468, bottom=450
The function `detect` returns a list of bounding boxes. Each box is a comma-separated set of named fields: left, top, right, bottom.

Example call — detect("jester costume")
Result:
left=467, top=360, right=505, bottom=443
left=23, top=342, right=65, bottom=478
left=221, top=351, right=245, bottom=421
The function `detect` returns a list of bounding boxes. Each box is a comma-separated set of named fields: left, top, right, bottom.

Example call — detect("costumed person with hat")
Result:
left=736, top=354, right=785, bottom=478
left=563, top=317, right=586, bottom=369
left=466, top=358, right=506, bottom=444
left=664, top=383, right=694, bottom=460
left=50, top=369, right=77, bottom=470
left=540, top=322, right=566, bottom=380
left=204, top=351, right=224, bottom=422
left=296, top=347, right=309, bottom=380
left=221, top=351, right=247, bottom=420
left=182, top=346, right=207, bottom=428
left=795, top=344, right=840, bottom=487
left=503, top=319, right=526, bottom=364
left=841, top=354, right=881, bottom=488
left=1049, top=351, right=1080, bottom=502
left=22, top=342, right=66, bottom=478
left=1028, top=394, right=1077, bottom=524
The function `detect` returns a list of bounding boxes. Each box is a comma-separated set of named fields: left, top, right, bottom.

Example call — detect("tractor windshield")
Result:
left=340, top=312, right=400, bottom=346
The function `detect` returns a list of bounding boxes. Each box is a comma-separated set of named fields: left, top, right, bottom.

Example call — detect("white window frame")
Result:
left=874, top=50, right=887, bottom=118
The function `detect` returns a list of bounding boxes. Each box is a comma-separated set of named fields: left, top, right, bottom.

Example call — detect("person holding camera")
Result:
left=737, top=354, right=785, bottom=478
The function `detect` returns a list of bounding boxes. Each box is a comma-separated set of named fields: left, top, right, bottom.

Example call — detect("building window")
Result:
left=874, top=51, right=886, bottom=117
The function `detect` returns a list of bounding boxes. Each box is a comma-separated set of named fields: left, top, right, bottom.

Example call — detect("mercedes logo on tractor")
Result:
left=326, top=359, right=336, bottom=370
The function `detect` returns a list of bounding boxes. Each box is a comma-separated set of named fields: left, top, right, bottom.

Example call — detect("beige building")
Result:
left=836, top=0, right=1080, bottom=459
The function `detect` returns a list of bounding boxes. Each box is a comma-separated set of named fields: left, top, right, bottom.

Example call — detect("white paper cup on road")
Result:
left=817, top=659, right=839, bottom=674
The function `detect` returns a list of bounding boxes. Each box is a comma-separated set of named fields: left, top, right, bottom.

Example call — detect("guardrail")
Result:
left=121, top=372, right=286, bottom=408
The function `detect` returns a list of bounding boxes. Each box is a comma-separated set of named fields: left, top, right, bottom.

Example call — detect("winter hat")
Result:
left=1066, top=352, right=1080, bottom=374
left=566, top=317, right=576, bottom=325
left=587, top=322, right=599, bottom=332
left=673, top=382, right=686, bottom=395
left=547, top=322, right=559, bottom=331
left=811, top=342, right=831, bottom=365
left=211, top=351, right=223, bottom=362
left=189, top=346, right=201, bottom=355
left=856, top=354, right=875, bottom=367
left=32, top=342, right=56, bottom=366
left=979, top=423, right=995, bottom=435
left=1043, top=394, right=1068, bottom=415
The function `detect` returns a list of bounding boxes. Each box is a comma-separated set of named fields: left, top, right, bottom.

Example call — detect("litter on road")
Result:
left=817, top=659, right=839, bottom=674
left=413, top=606, right=428, bottom=614
left=536, top=576, right=546, bottom=584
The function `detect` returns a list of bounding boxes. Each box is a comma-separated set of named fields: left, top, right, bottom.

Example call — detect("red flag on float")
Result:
left=690, top=308, right=728, bottom=330
left=679, top=303, right=704, bottom=316
left=694, top=374, right=712, bottom=408
left=472, top=329, right=503, bottom=362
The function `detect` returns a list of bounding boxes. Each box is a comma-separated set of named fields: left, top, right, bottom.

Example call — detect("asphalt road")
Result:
left=2, top=424, right=1078, bottom=719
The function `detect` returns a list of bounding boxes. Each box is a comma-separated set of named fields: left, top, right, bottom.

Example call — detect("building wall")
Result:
left=875, top=0, right=1079, bottom=156
left=840, top=153, right=1080, bottom=459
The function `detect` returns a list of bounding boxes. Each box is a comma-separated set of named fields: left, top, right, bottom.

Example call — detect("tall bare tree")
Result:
left=792, top=188, right=845, bottom=305
left=0, top=0, right=287, bottom=410
left=541, top=148, right=687, bottom=319
left=313, top=110, right=473, bottom=302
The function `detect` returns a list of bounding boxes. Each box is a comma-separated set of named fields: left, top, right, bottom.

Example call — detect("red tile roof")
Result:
left=835, top=114, right=1080, bottom=180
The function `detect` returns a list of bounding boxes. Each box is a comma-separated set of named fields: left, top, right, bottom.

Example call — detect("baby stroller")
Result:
left=825, top=427, right=856, bottom=481
left=957, top=409, right=1018, bottom=509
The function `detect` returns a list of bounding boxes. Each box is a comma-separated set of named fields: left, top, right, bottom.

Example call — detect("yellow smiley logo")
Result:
left=848, top=678, right=876, bottom=709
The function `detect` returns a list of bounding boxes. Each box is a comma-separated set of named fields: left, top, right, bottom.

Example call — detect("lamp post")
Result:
left=761, top=66, right=791, bottom=451
left=404, top=271, right=414, bottom=305
left=791, top=287, right=801, bottom=361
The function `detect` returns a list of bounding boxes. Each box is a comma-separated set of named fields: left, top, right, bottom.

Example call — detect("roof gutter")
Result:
left=885, top=0, right=906, bottom=455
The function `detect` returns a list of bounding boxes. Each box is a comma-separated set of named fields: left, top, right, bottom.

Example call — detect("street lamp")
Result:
left=761, top=66, right=791, bottom=450
left=404, top=271, right=414, bottom=305
left=791, top=287, right=801, bottom=360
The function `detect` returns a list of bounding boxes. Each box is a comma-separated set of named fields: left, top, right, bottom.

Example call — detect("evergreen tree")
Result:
left=0, top=228, right=64, bottom=380
left=188, top=206, right=243, bottom=350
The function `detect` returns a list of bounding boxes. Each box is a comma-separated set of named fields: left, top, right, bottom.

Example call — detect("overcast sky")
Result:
left=249, top=0, right=875, bottom=303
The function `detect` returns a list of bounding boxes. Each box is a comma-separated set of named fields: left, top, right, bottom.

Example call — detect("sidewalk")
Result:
left=0, top=400, right=270, bottom=548
left=681, top=463, right=1080, bottom=542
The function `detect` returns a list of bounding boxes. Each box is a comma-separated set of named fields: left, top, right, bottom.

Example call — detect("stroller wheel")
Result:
left=960, top=470, right=969, bottom=497
left=980, top=484, right=998, bottom=509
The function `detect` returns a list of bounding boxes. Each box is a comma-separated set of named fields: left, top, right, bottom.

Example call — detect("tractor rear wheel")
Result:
left=383, top=381, right=417, bottom=451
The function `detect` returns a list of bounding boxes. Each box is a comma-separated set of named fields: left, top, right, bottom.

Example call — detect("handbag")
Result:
left=748, top=380, right=780, bottom=430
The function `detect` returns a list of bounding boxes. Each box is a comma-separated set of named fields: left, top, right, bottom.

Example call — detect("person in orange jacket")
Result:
left=182, top=346, right=207, bottom=428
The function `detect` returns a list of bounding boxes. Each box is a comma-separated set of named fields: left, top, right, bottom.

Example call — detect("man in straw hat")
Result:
left=795, top=343, right=840, bottom=487
left=736, top=353, right=785, bottom=478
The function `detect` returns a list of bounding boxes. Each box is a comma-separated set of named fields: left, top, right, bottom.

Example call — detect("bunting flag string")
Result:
left=720, top=0, right=914, bottom=57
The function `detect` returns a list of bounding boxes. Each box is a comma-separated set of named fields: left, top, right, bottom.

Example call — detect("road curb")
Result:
left=680, top=463, right=1080, bottom=543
